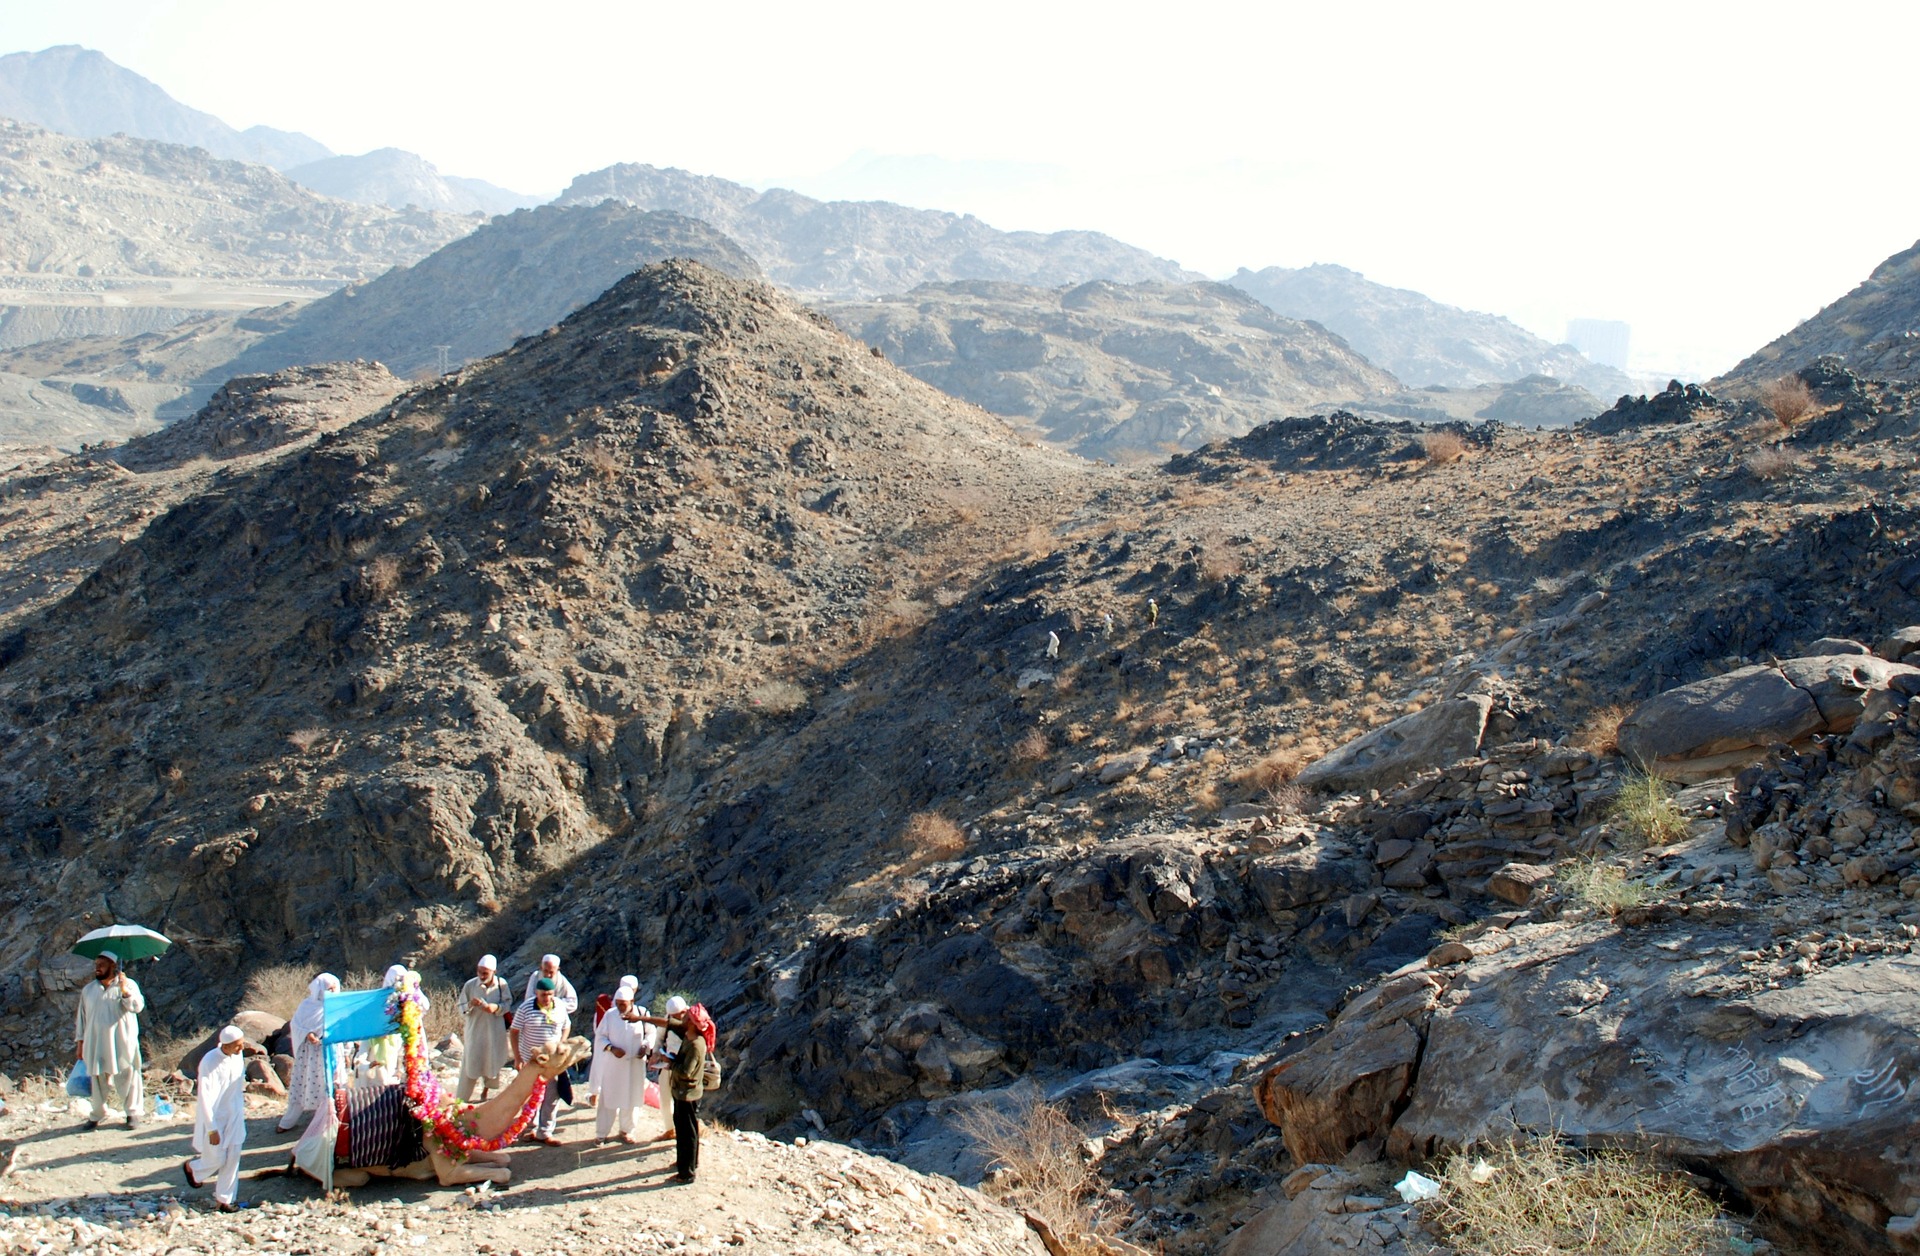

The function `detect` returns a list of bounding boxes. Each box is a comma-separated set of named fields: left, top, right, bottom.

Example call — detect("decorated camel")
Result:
left=287, top=974, right=590, bottom=1190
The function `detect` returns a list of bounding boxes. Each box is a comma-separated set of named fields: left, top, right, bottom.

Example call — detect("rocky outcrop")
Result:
left=112, top=362, right=403, bottom=470
left=286, top=148, right=538, bottom=216
left=1167, top=411, right=1503, bottom=477
left=1295, top=696, right=1492, bottom=794
left=1580, top=379, right=1731, bottom=435
left=1717, top=237, right=1920, bottom=392
left=1220, top=1163, right=1428, bottom=1255
left=1618, top=648, right=1920, bottom=781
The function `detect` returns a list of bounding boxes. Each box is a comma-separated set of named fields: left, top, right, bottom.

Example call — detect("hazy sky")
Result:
left=3, top=0, right=1915, bottom=378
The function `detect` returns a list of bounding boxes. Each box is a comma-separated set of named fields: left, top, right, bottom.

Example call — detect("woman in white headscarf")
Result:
left=365, top=964, right=410, bottom=1086
left=277, top=973, right=343, bottom=1132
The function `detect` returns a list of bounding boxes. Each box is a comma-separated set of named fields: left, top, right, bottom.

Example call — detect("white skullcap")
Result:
left=478, top=954, right=498, bottom=970
left=541, top=953, right=561, bottom=967
left=98, top=949, right=119, bottom=964
left=665, top=995, right=688, bottom=1015
left=218, top=1026, right=244, bottom=1045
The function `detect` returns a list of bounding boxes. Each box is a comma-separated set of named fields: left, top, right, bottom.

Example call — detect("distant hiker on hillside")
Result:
left=521, top=953, right=579, bottom=1016
left=1046, top=630, right=1060, bottom=659
left=457, top=955, right=513, bottom=1102
left=184, top=1026, right=248, bottom=1211
left=637, top=1002, right=714, bottom=1183
left=1102, top=611, right=1114, bottom=636
left=278, top=973, right=342, bottom=1132
left=647, top=994, right=690, bottom=1144
left=73, top=950, right=145, bottom=1130
left=1147, top=598, right=1159, bottom=626
left=594, top=982, right=653, bottom=1145
left=508, top=978, right=571, bottom=1145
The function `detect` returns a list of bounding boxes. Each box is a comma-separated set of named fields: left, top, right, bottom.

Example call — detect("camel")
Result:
left=289, top=1036, right=592, bottom=1189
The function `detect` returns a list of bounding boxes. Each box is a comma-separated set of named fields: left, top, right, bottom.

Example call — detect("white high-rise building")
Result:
left=1567, top=319, right=1631, bottom=371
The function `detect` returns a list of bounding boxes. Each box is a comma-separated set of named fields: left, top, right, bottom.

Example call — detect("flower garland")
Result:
left=390, top=978, right=544, bottom=1161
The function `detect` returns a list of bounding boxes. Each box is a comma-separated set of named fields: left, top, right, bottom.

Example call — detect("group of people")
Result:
left=71, top=948, right=717, bottom=1213
left=442, top=953, right=715, bottom=1185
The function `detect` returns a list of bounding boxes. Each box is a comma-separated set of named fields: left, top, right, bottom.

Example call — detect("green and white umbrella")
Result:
left=72, top=924, right=171, bottom=964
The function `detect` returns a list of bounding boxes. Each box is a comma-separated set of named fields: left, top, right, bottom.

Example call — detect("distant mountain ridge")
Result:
left=558, top=162, right=1201, bottom=299
left=0, top=44, right=329, bottom=169
left=825, top=279, right=1400, bottom=457
left=1229, top=263, right=1631, bottom=397
left=286, top=148, right=541, bottom=217
left=1716, top=237, right=1920, bottom=393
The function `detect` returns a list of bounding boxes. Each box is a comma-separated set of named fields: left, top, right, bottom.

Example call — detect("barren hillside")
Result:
left=1717, top=237, right=1920, bottom=394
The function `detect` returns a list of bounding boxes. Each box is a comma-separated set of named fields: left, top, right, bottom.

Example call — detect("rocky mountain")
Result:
left=3, top=263, right=1919, bottom=1254
left=0, top=45, right=330, bottom=170
left=1230, top=263, right=1632, bottom=396
left=286, top=147, right=541, bottom=217
left=558, top=162, right=1199, bottom=299
left=0, top=202, right=755, bottom=444
left=824, top=279, right=1400, bottom=456
left=1717, top=236, right=1920, bottom=394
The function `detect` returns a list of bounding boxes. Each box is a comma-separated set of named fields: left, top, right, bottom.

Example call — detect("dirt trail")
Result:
left=0, top=1087, right=1041, bottom=1254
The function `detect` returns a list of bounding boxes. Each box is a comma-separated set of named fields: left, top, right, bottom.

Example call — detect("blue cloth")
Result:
left=321, top=989, right=397, bottom=1046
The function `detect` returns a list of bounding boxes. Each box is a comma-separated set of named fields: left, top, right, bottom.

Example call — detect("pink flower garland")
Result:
left=390, top=983, right=544, bottom=1160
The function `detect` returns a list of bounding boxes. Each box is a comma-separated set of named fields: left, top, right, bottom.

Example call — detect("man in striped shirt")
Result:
left=507, top=979, right=571, bottom=1145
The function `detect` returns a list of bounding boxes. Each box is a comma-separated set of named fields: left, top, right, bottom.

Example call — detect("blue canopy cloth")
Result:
left=296, top=986, right=401, bottom=1192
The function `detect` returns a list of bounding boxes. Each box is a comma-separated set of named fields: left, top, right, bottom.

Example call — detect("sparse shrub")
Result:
left=1265, top=782, right=1309, bottom=816
left=581, top=443, right=621, bottom=481
left=901, top=812, right=966, bottom=861
left=1558, top=859, right=1662, bottom=914
left=358, top=554, right=403, bottom=604
left=1570, top=704, right=1629, bottom=756
left=1193, top=525, right=1244, bottom=584
left=748, top=679, right=810, bottom=715
left=1743, top=446, right=1802, bottom=480
left=1760, top=373, right=1815, bottom=426
left=957, top=1094, right=1130, bottom=1255
left=1605, top=768, right=1689, bottom=848
left=240, top=964, right=317, bottom=1021
left=1235, top=748, right=1304, bottom=795
left=1429, top=1135, right=1735, bottom=1255
left=563, top=540, right=593, bottom=566
left=286, top=726, right=328, bottom=753
left=582, top=711, right=618, bottom=748
left=1422, top=429, right=1469, bottom=466
left=1013, top=728, right=1050, bottom=764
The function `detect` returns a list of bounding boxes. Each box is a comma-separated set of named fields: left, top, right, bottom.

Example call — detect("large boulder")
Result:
left=1295, top=696, right=1492, bottom=794
left=1618, top=655, right=1918, bottom=781
left=1220, top=1163, right=1429, bottom=1255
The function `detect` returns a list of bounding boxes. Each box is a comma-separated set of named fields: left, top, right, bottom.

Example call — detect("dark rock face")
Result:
left=558, top=162, right=1197, bottom=299
left=1167, top=411, right=1501, bottom=476
left=1580, top=379, right=1728, bottom=434
left=824, top=280, right=1400, bottom=457
left=112, top=362, right=404, bottom=471
left=1227, top=263, right=1630, bottom=396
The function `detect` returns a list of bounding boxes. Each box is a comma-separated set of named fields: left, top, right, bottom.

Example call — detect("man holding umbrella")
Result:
left=73, top=950, right=146, bottom=1129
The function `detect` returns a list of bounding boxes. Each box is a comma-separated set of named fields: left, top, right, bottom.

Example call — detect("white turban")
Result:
left=382, top=964, right=407, bottom=987
left=665, top=995, right=688, bottom=1015
left=478, top=954, right=498, bottom=971
left=218, top=1025, right=244, bottom=1045
left=619, top=974, right=638, bottom=990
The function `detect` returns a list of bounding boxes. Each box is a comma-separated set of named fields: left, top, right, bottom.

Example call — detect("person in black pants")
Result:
left=638, top=1006, right=711, bottom=1183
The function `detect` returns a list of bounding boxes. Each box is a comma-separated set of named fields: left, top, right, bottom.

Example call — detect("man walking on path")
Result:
left=74, top=950, right=145, bottom=1130
left=458, top=955, right=513, bottom=1102
left=508, top=978, right=571, bottom=1145
left=184, top=1026, right=248, bottom=1211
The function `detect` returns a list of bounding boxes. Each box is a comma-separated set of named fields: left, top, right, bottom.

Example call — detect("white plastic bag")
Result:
left=1395, top=1170, right=1442, bottom=1203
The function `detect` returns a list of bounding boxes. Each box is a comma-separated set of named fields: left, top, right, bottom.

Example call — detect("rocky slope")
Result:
left=0, top=45, right=330, bottom=170
left=2, top=268, right=1918, bottom=1253
left=558, top=162, right=1198, bottom=298
left=286, top=147, right=541, bottom=217
left=823, top=279, right=1399, bottom=457
left=1718, top=237, right=1920, bottom=395
left=1230, top=263, right=1631, bottom=396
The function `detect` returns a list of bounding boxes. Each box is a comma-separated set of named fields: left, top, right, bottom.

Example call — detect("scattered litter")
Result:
left=1395, top=1170, right=1442, bottom=1202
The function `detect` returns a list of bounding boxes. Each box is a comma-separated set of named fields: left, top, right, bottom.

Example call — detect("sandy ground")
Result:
left=0, top=1086, right=1042, bottom=1255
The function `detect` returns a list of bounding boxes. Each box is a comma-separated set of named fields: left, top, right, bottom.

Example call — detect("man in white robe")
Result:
left=594, top=984, right=654, bottom=1143
left=457, top=955, right=513, bottom=1102
left=73, top=950, right=145, bottom=1130
left=279, top=974, right=341, bottom=1131
left=185, top=1026, right=248, bottom=1210
left=520, top=954, right=579, bottom=1016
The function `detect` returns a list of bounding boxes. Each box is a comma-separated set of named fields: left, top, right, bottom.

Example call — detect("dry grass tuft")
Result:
left=1605, top=769, right=1689, bottom=848
left=958, top=1095, right=1131, bottom=1255
left=581, top=443, right=621, bottom=481
left=748, top=679, right=810, bottom=715
left=900, top=812, right=966, bottom=862
left=1760, top=374, right=1815, bottom=427
left=1569, top=704, right=1629, bottom=757
left=1234, top=748, right=1305, bottom=795
left=240, top=964, right=319, bottom=1021
left=1422, top=430, right=1470, bottom=466
left=1743, top=446, right=1802, bottom=480
left=1429, top=1135, right=1736, bottom=1255
left=286, top=726, right=328, bottom=754
left=1264, top=782, right=1310, bottom=817
left=1557, top=859, right=1662, bottom=914
left=1013, top=728, right=1050, bottom=765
